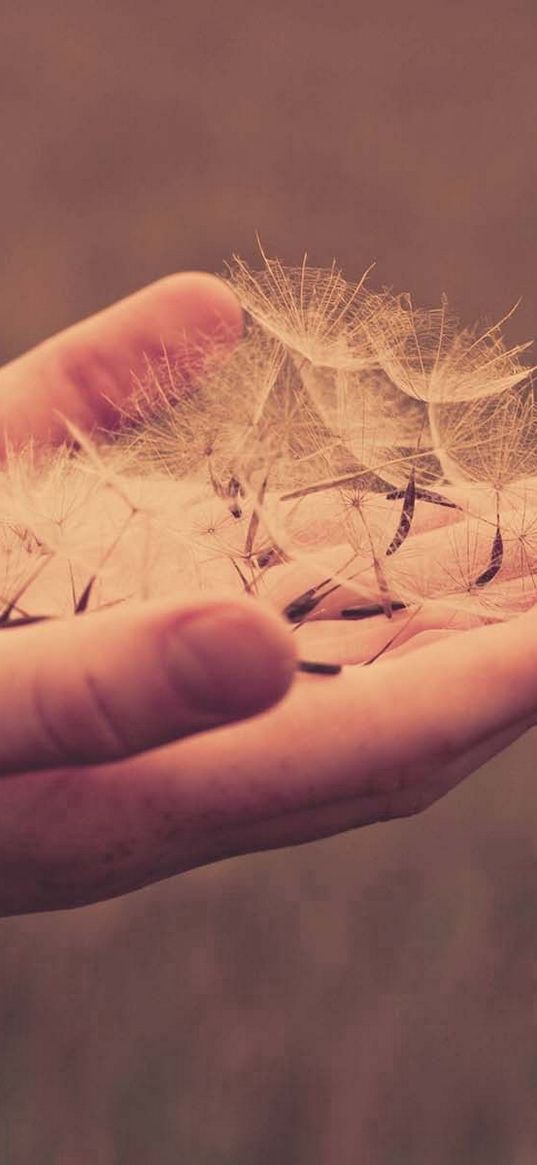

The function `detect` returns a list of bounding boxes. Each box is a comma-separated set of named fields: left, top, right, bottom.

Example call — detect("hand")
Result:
left=0, top=274, right=535, bottom=916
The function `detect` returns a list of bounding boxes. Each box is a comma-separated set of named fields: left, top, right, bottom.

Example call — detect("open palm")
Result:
left=0, top=273, right=535, bottom=916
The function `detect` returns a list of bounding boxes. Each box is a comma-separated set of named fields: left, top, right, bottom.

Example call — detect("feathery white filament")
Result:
left=1, top=253, right=536, bottom=665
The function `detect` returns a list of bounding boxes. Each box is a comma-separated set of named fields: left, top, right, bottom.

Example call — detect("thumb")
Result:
left=0, top=598, right=297, bottom=774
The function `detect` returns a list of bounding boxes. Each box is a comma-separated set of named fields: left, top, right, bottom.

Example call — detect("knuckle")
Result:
left=32, top=666, right=130, bottom=765
left=82, top=670, right=132, bottom=758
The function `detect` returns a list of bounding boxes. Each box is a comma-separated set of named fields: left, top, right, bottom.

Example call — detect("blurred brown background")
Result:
left=2, top=1, right=537, bottom=1162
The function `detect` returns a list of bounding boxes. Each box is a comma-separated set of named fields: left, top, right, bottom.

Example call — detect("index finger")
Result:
left=0, top=273, right=243, bottom=450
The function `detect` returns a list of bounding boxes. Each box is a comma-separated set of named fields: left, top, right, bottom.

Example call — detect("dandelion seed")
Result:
left=385, top=485, right=461, bottom=510
left=0, top=253, right=536, bottom=660
left=283, top=579, right=340, bottom=624
left=0, top=614, right=53, bottom=629
left=297, top=659, right=342, bottom=676
left=386, top=469, right=416, bottom=556
left=473, top=515, right=504, bottom=588
left=340, top=600, right=407, bottom=620
left=74, top=575, right=96, bottom=613
left=255, top=545, right=287, bottom=569
left=244, top=474, right=269, bottom=559
left=230, top=243, right=380, bottom=370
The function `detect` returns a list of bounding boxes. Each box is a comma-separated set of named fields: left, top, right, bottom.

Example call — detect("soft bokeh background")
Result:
left=1, top=1, right=537, bottom=1161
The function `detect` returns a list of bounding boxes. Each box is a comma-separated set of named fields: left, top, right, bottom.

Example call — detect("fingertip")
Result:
left=0, top=271, right=244, bottom=449
left=162, top=598, right=298, bottom=720
left=243, top=601, right=299, bottom=710
left=151, top=271, right=244, bottom=350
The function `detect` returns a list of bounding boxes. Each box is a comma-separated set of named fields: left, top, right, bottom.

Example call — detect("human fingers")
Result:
left=198, top=712, right=535, bottom=861
left=137, top=605, right=537, bottom=835
left=0, top=596, right=296, bottom=774
left=0, top=687, right=531, bottom=916
left=256, top=485, right=537, bottom=652
left=0, top=273, right=242, bottom=449
left=0, top=611, right=532, bottom=914
left=293, top=610, right=479, bottom=665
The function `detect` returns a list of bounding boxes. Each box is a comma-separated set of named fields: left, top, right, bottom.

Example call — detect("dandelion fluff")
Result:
left=1, top=252, right=537, bottom=668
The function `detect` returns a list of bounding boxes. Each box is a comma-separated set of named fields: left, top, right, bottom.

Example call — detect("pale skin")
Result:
left=0, top=272, right=535, bottom=916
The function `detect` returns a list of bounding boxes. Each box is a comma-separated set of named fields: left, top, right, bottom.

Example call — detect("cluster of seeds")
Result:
left=1, top=250, right=537, bottom=668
